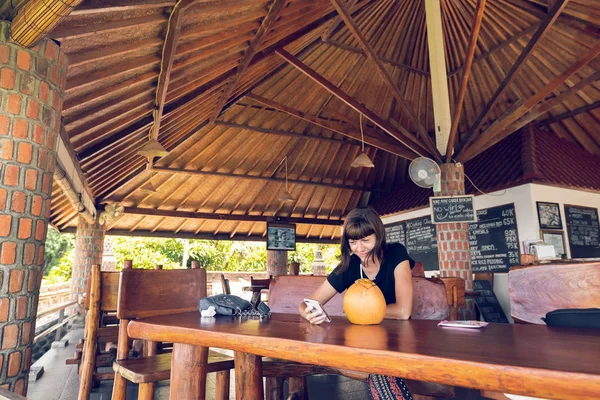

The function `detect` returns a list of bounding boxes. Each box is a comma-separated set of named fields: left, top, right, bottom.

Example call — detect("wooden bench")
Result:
left=509, top=262, right=600, bottom=324
left=112, top=265, right=234, bottom=400
left=267, top=274, right=466, bottom=399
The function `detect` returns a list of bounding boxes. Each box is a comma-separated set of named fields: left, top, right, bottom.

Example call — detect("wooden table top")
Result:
left=128, top=313, right=600, bottom=399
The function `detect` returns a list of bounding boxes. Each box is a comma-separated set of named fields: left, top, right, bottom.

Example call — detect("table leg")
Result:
left=170, top=343, right=208, bottom=400
left=234, top=351, right=263, bottom=400
left=251, top=291, right=261, bottom=309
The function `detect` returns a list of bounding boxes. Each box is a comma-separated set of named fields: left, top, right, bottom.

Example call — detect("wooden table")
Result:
left=128, top=313, right=600, bottom=400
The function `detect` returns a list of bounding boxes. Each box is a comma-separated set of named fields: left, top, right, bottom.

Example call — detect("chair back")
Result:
left=250, top=276, right=272, bottom=287
left=268, top=275, right=451, bottom=320
left=84, top=270, right=120, bottom=312
left=220, top=273, right=231, bottom=294
left=117, top=268, right=207, bottom=319
left=509, top=262, right=600, bottom=324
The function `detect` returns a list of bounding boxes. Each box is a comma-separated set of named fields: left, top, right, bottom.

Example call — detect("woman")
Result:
left=299, top=207, right=415, bottom=400
left=299, top=207, right=414, bottom=324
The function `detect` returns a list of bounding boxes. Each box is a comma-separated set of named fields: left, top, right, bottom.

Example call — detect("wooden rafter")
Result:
left=244, top=93, right=416, bottom=158
left=122, top=207, right=344, bottom=226
left=209, top=0, right=288, bottom=123
left=446, top=0, right=487, bottom=161
left=505, top=70, right=600, bottom=133
left=276, top=49, right=427, bottom=159
left=152, top=0, right=197, bottom=140
left=321, top=0, right=359, bottom=41
left=455, top=0, right=570, bottom=156
left=151, top=166, right=375, bottom=191
left=329, top=0, right=440, bottom=161
left=457, top=40, right=600, bottom=162
left=537, top=100, right=600, bottom=127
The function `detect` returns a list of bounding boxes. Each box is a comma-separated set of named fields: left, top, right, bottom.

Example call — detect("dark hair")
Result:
left=335, top=207, right=386, bottom=274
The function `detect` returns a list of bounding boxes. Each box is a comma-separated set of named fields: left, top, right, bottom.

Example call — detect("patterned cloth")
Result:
left=368, top=374, right=413, bottom=400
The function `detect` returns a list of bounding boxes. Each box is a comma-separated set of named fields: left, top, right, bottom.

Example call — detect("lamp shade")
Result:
left=138, top=139, right=168, bottom=159
left=351, top=152, right=375, bottom=168
left=278, top=190, right=295, bottom=203
left=140, top=181, right=158, bottom=193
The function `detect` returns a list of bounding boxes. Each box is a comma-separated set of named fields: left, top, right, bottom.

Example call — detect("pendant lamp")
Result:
left=140, top=181, right=158, bottom=193
left=351, top=113, right=374, bottom=168
left=138, top=110, right=168, bottom=162
left=277, top=156, right=295, bottom=203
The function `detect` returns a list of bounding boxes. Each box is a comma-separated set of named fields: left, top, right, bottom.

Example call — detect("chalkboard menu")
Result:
left=565, top=205, right=600, bottom=259
left=384, top=221, right=406, bottom=246
left=472, top=280, right=509, bottom=323
left=405, top=216, right=438, bottom=271
left=468, top=204, right=520, bottom=273
left=430, top=195, right=476, bottom=223
left=384, top=217, right=439, bottom=271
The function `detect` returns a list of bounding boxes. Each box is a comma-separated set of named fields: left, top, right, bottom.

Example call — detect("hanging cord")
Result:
left=462, top=168, right=507, bottom=196
left=360, top=113, right=365, bottom=152
left=284, top=156, right=289, bottom=192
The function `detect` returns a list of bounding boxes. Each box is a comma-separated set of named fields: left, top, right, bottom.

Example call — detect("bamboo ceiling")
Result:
left=33, top=0, right=599, bottom=241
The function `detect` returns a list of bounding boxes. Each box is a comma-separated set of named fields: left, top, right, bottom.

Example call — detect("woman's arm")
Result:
left=385, top=260, right=413, bottom=320
left=299, top=279, right=338, bottom=324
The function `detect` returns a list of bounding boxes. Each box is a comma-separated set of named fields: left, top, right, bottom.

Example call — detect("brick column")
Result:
left=266, top=250, right=287, bottom=277
left=0, top=21, right=67, bottom=395
left=435, top=163, right=476, bottom=319
left=70, top=218, right=105, bottom=312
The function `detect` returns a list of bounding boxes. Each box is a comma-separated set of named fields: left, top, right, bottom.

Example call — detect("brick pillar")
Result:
left=0, top=21, right=67, bottom=395
left=70, top=218, right=105, bottom=312
left=266, top=250, right=287, bottom=277
left=435, top=163, right=476, bottom=319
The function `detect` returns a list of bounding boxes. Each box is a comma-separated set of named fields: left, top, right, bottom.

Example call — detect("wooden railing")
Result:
left=34, top=299, right=78, bottom=343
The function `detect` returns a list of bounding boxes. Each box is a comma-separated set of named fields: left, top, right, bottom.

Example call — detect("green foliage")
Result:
left=44, top=228, right=74, bottom=274
left=44, top=248, right=74, bottom=284
left=112, top=236, right=181, bottom=270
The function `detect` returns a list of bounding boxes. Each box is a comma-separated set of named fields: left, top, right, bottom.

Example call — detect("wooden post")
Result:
left=234, top=352, right=263, bottom=400
left=54, top=308, right=65, bottom=342
left=215, top=370, right=230, bottom=400
left=78, top=265, right=101, bottom=400
left=191, top=260, right=200, bottom=269
left=288, top=376, right=307, bottom=399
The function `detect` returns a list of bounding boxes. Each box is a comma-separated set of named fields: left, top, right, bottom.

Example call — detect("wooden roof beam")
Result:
left=152, top=0, right=199, bottom=141
left=276, top=48, right=426, bottom=159
left=244, top=93, right=416, bottom=158
left=457, top=40, right=600, bottom=162
left=330, top=0, right=440, bottom=161
left=209, top=0, right=288, bottom=123
left=505, top=70, right=600, bottom=133
left=455, top=0, right=569, bottom=156
left=152, top=166, right=376, bottom=192
left=446, top=0, right=487, bottom=161
left=537, top=100, right=600, bottom=127
left=122, top=207, right=344, bottom=226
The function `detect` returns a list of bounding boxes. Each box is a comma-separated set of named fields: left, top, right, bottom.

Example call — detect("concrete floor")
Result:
left=27, top=328, right=372, bottom=400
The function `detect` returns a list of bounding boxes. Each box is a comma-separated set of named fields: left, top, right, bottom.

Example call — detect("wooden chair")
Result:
left=266, top=274, right=465, bottom=399
left=509, top=262, right=600, bottom=324
left=250, top=275, right=272, bottom=305
left=77, top=264, right=121, bottom=400
left=219, top=273, right=231, bottom=295
left=111, top=265, right=234, bottom=400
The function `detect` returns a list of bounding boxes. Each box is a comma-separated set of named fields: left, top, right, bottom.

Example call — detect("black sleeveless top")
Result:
left=327, top=243, right=415, bottom=305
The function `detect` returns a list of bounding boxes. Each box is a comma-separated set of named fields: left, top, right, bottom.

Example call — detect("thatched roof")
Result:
left=38, top=0, right=599, bottom=241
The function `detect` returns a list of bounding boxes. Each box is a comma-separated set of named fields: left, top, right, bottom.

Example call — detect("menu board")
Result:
left=468, top=204, right=520, bottom=273
left=384, top=221, right=406, bottom=246
left=404, top=216, right=438, bottom=271
left=472, top=280, right=509, bottom=323
left=430, top=195, right=476, bottom=223
left=565, top=205, right=600, bottom=259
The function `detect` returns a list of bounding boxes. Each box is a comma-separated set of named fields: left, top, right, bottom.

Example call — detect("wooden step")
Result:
left=113, top=350, right=233, bottom=383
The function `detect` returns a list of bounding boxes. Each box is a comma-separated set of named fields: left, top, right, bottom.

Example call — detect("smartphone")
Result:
left=303, top=298, right=331, bottom=322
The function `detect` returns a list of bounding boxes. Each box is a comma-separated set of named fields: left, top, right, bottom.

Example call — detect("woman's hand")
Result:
left=302, top=303, right=329, bottom=325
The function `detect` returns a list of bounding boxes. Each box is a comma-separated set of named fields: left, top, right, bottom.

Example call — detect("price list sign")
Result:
left=384, top=221, right=406, bottom=245
left=405, top=216, right=439, bottom=271
left=565, top=205, right=600, bottom=259
left=468, top=204, right=520, bottom=273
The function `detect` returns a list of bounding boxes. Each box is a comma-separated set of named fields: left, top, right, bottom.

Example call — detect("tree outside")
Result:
left=44, top=231, right=341, bottom=284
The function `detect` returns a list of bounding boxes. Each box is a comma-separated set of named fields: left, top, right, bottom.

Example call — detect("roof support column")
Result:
left=0, top=21, right=67, bottom=395
left=424, top=0, right=452, bottom=156
left=267, top=250, right=288, bottom=277
left=435, top=163, right=476, bottom=319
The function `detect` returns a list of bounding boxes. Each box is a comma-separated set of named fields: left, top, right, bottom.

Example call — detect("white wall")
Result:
left=380, top=183, right=600, bottom=323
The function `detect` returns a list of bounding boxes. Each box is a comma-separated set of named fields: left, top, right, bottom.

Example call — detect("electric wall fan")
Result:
left=408, top=157, right=441, bottom=189
left=98, top=203, right=125, bottom=225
